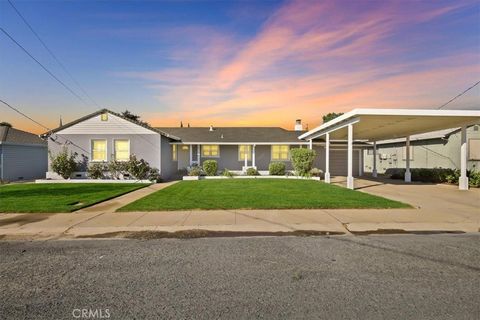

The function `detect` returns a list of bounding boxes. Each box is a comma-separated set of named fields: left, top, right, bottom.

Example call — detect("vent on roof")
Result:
left=209, top=125, right=214, bottom=131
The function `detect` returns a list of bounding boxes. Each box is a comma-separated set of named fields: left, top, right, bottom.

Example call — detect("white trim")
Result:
left=170, top=141, right=308, bottom=145
left=299, top=108, right=480, bottom=140
left=90, top=138, right=107, bottom=162
left=113, top=139, right=130, bottom=162
left=307, top=117, right=360, bottom=141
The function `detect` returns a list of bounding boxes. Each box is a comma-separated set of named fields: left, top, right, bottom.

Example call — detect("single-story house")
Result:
left=0, top=123, right=47, bottom=182
left=44, top=109, right=365, bottom=180
left=363, top=126, right=480, bottom=174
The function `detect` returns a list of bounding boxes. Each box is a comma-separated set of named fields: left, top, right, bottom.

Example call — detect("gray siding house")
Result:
left=363, top=125, right=480, bottom=173
left=0, top=124, right=47, bottom=182
left=45, top=109, right=364, bottom=180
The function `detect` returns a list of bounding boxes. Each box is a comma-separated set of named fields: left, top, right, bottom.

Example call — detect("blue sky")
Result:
left=0, top=0, right=479, bottom=133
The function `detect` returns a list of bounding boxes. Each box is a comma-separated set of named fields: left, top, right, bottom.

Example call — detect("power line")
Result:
left=438, top=80, right=480, bottom=109
left=7, top=0, right=100, bottom=108
left=0, top=27, right=91, bottom=106
left=0, top=99, right=91, bottom=155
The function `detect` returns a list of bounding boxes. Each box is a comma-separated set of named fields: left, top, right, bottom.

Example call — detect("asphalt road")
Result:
left=0, top=234, right=479, bottom=320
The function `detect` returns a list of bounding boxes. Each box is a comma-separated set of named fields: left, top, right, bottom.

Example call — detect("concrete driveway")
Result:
left=0, top=178, right=478, bottom=239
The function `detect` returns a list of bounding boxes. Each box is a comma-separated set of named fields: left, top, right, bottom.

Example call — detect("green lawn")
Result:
left=0, top=183, right=149, bottom=213
left=118, top=179, right=410, bottom=211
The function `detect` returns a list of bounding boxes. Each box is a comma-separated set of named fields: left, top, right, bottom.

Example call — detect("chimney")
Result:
left=209, top=125, right=214, bottom=132
left=294, top=119, right=303, bottom=131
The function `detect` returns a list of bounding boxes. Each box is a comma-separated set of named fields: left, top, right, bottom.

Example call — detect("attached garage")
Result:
left=312, top=146, right=361, bottom=176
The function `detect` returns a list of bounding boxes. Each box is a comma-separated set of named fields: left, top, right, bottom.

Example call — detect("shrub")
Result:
left=269, top=162, right=286, bottom=175
left=203, top=160, right=218, bottom=176
left=49, top=147, right=78, bottom=179
left=290, top=148, right=316, bottom=177
left=468, top=170, right=480, bottom=187
left=222, top=168, right=235, bottom=178
left=108, top=160, right=127, bottom=179
left=188, top=165, right=204, bottom=176
left=125, top=155, right=152, bottom=180
left=87, top=163, right=106, bottom=179
left=246, top=167, right=259, bottom=176
left=310, top=167, right=323, bottom=177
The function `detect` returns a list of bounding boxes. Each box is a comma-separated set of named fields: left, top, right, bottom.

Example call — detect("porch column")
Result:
left=244, top=146, right=248, bottom=171
left=325, top=133, right=331, bottom=183
left=372, top=141, right=378, bottom=177
left=405, top=136, right=411, bottom=182
left=347, top=124, right=354, bottom=189
left=197, top=144, right=201, bottom=166
left=358, top=149, right=363, bottom=176
left=459, top=125, right=469, bottom=190
left=309, top=139, right=313, bottom=150
left=252, top=144, right=256, bottom=168
left=189, top=144, right=193, bottom=166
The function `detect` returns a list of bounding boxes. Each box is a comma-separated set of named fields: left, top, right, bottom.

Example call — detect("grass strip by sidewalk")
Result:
left=0, top=183, right=150, bottom=213
left=118, top=179, right=410, bottom=211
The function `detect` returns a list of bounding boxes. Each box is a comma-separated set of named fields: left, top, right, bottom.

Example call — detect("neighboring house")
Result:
left=45, top=109, right=365, bottom=180
left=363, top=125, right=480, bottom=173
left=0, top=124, right=47, bottom=181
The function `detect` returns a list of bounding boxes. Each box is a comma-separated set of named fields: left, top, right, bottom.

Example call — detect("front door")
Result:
left=178, top=145, right=190, bottom=169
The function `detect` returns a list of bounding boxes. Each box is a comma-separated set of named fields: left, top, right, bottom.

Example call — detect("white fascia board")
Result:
left=304, top=117, right=360, bottom=140
left=170, top=142, right=309, bottom=145
left=299, top=108, right=480, bottom=140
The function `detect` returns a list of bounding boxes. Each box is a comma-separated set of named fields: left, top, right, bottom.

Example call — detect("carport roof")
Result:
left=299, top=108, right=480, bottom=142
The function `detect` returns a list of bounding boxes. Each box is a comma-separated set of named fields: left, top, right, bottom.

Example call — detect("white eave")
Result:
left=299, top=108, right=480, bottom=142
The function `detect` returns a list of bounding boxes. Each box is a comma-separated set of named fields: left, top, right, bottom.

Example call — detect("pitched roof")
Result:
left=0, top=125, right=46, bottom=145
left=156, top=127, right=306, bottom=143
left=45, top=109, right=181, bottom=140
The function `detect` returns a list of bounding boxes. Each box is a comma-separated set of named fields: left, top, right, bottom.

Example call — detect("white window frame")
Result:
left=91, top=139, right=107, bottom=162
left=113, top=139, right=130, bottom=162
left=271, top=145, right=290, bottom=161
left=238, top=145, right=252, bottom=161
left=202, top=145, right=220, bottom=158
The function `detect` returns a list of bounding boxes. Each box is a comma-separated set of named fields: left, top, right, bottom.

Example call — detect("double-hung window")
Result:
left=238, top=145, right=252, bottom=161
left=91, top=139, right=107, bottom=162
left=271, top=145, right=289, bottom=161
left=202, top=145, right=219, bottom=157
left=114, top=140, right=130, bottom=161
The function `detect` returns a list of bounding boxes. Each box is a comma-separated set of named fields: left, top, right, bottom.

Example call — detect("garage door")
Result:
left=330, top=150, right=360, bottom=176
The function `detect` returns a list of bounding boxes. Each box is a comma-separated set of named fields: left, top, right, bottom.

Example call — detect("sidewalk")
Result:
left=0, top=178, right=478, bottom=239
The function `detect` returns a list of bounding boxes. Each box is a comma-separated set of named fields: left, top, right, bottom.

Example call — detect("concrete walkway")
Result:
left=0, top=178, right=478, bottom=239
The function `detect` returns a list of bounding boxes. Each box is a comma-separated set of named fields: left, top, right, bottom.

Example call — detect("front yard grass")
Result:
left=0, top=183, right=149, bottom=213
left=118, top=179, right=410, bottom=211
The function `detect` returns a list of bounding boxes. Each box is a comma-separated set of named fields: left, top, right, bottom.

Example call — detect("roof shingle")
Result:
left=0, top=126, right=46, bottom=145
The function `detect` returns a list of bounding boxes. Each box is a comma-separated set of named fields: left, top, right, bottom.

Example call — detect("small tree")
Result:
left=203, top=160, right=218, bottom=176
left=49, top=147, right=78, bottom=179
left=290, top=148, right=316, bottom=177
left=121, top=110, right=150, bottom=126
left=322, top=112, right=343, bottom=123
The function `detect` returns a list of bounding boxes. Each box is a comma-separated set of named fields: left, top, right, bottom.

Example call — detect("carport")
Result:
left=299, top=109, right=480, bottom=190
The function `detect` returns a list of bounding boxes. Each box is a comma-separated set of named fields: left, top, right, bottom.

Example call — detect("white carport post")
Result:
left=308, top=139, right=313, bottom=149
left=324, top=133, right=330, bottom=183
left=372, top=141, right=378, bottom=178
left=405, top=136, right=411, bottom=183
left=347, top=124, right=354, bottom=189
left=459, top=125, right=469, bottom=190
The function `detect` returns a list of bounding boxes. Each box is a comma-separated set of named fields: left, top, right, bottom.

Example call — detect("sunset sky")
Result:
left=1, top=0, right=479, bottom=133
